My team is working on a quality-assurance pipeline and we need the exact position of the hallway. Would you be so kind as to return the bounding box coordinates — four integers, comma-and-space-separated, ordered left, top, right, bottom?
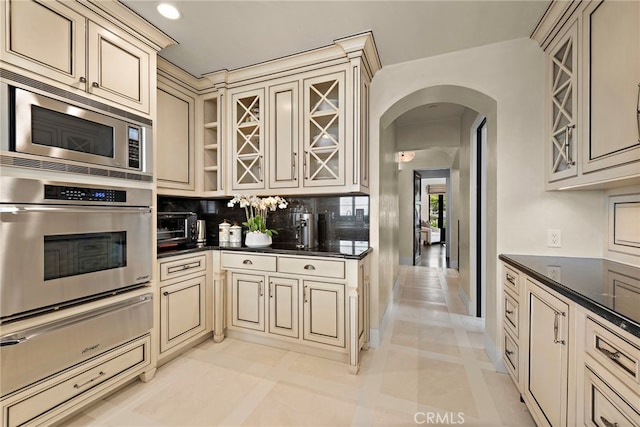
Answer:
417, 243, 448, 269
65, 265, 534, 426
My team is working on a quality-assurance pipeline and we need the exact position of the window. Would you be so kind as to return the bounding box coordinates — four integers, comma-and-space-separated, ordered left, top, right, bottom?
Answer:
340, 196, 369, 219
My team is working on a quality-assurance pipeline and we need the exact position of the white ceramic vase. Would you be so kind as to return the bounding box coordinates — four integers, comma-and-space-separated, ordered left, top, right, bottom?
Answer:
245, 231, 272, 248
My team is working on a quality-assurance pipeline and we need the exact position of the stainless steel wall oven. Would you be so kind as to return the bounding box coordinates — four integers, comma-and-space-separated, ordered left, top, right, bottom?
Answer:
0, 177, 153, 322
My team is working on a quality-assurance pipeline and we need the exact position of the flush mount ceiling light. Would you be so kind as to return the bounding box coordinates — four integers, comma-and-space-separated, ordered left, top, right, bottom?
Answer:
157, 3, 181, 20
398, 151, 416, 162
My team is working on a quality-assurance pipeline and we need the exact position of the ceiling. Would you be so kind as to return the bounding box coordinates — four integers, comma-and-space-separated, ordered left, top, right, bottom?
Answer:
120, 0, 550, 78
395, 103, 468, 127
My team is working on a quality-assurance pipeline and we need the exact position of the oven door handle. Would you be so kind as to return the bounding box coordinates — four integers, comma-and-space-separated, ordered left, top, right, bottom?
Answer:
1, 205, 152, 214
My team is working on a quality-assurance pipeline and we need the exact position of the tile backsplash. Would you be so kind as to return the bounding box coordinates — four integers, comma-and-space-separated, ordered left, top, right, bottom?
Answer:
158, 195, 369, 246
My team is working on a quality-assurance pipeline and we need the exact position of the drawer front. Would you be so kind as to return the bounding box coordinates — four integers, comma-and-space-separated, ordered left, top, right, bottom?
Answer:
503, 330, 519, 382
503, 265, 520, 295
279, 257, 345, 279
503, 291, 519, 337
160, 254, 207, 281
586, 317, 640, 394
222, 252, 276, 272
6, 336, 150, 427
584, 367, 640, 427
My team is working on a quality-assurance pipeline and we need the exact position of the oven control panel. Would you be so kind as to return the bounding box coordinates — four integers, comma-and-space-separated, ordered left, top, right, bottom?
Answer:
44, 184, 127, 202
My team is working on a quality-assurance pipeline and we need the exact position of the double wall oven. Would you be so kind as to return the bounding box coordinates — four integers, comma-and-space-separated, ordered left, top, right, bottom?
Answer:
0, 177, 153, 396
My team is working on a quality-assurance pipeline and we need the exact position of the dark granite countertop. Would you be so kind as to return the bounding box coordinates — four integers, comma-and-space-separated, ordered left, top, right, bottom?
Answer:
158, 241, 372, 260
499, 254, 640, 338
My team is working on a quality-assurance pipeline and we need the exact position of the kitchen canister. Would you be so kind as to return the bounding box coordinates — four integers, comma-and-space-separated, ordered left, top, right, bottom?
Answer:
229, 223, 242, 244
218, 220, 231, 243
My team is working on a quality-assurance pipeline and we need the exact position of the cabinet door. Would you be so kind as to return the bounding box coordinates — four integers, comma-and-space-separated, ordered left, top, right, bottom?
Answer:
269, 81, 300, 189
87, 22, 151, 114
526, 283, 570, 427
268, 276, 299, 338
582, 0, 640, 173
157, 83, 195, 191
547, 22, 579, 183
303, 72, 346, 187
2, 0, 86, 89
231, 272, 265, 331
231, 88, 265, 190
160, 275, 206, 353
302, 280, 345, 347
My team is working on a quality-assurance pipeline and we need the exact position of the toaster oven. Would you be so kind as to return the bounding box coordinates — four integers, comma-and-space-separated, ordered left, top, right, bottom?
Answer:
157, 212, 197, 248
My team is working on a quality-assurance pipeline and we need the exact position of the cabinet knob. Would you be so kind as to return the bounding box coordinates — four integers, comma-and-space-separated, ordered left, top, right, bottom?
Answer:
92, 82, 99, 88
242, 259, 253, 265
505, 309, 514, 315
79, 76, 87, 83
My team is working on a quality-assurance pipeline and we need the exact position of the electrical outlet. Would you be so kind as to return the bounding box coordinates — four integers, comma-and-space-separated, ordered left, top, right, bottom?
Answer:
547, 229, 562, 247
547, 266, 562, 282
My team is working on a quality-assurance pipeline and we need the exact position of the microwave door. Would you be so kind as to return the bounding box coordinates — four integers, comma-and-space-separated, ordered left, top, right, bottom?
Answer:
13, 88, 130, 168
0, 205, 152, 319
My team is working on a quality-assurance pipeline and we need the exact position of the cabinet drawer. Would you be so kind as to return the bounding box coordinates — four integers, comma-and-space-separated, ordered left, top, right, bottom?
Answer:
586, 317, 640, 394
160, 254, 207, 281
503, 329, 519, 383
584, 366, 640, 427
222, 252, 276, 272
279, 257, 345, 279
503, 291, 519, 337
503, 265, 520, 295
5, 336, 150, 427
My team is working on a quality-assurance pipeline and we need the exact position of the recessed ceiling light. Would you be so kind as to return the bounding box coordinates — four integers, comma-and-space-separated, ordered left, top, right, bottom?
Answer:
157, 3, 181, 20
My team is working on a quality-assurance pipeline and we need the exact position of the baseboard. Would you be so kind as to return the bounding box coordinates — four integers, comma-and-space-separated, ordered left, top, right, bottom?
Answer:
458, 285, 470, 314
399, 257, 413, 266
485, 333, 507, 373
369, 274, 399, 348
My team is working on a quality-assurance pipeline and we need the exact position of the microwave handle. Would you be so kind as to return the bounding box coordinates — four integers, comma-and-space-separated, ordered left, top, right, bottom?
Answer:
1, 205, 151, 214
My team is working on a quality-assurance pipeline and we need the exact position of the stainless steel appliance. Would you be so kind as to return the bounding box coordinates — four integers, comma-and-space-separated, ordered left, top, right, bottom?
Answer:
296, 213, 317, 249
0, 177, 153, 322
157, 212, 197, 248
0, 293, 153, 396
195, 220, 207, 247
2, 84, 152, 177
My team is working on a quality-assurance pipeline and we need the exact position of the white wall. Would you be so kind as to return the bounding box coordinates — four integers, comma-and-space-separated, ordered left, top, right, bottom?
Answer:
397, 118, 461, 151
369, 37, 605, 363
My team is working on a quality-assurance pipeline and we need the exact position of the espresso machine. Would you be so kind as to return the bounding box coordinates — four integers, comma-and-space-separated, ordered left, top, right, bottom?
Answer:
295, 213, 326, 249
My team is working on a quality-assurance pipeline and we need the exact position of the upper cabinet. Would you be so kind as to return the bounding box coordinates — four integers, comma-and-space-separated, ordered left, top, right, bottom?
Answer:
1, 0, 173, 116
210, 32, 380, 196
533, 0, 640, 190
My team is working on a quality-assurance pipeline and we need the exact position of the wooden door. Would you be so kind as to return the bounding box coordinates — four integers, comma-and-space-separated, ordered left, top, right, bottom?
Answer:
269, 81, 300, 189
268, 276, 299, 338
302, 280, 345, 347
231, 272, 265, 331
231, 89, 265, 190
160, 275, 206, 353
526, 282, 569, 426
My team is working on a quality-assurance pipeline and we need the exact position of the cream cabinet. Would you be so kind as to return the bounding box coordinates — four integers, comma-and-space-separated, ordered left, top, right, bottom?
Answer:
1, 0, 161, 115
220, 251, 368, 373
501, 264, 523, 388
157, 252, 212, 363
525, 278, 571, 427
213, 32, 380, 196
534, 0, 640, 190
157, 72, 196, 192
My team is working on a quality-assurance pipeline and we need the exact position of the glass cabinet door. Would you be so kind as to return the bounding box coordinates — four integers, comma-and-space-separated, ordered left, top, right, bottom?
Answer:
548, 23, 578, 182
303, 73, 345, 187
231, 89, 265, 190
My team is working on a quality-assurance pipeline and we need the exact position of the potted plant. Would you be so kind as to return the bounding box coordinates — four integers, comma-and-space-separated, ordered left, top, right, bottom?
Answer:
227, 195, 288, 247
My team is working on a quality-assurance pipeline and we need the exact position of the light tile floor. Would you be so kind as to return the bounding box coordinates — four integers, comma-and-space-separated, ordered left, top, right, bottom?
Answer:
63, 266, 534, 426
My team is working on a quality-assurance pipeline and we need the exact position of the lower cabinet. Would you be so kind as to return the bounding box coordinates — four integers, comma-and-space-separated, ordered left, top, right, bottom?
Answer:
302, 280, 345, 347
157, 252, 212, 363
222, 251, 367, 373
525, 280, 571, 427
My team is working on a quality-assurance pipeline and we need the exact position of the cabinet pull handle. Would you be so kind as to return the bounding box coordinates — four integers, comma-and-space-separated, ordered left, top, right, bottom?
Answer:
304, 264, 316, 270
79, 76, 87, 83
506, 274, 516, 285
243, 259, 253, 265
304, 286, 308, 303
553, 311, 566, 345
599, 346, 622, 361
292, 152, 297, 181
563, 124, 576, 166
92, 82, 99, 88
505, 349, 514, 356
74, 371, 106, 389
636, 83, 640, 142
259, 156, 263, 182
600, 416, 619, 427
259, 281, 263, 297
163, 291, 169, 296
505, 309, 514, 315
269, 282, 273, 298
303, 151, 308, 179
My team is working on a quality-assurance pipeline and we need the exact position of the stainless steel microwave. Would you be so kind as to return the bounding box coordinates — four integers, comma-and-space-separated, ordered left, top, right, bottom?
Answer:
4, 85, 152, 175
